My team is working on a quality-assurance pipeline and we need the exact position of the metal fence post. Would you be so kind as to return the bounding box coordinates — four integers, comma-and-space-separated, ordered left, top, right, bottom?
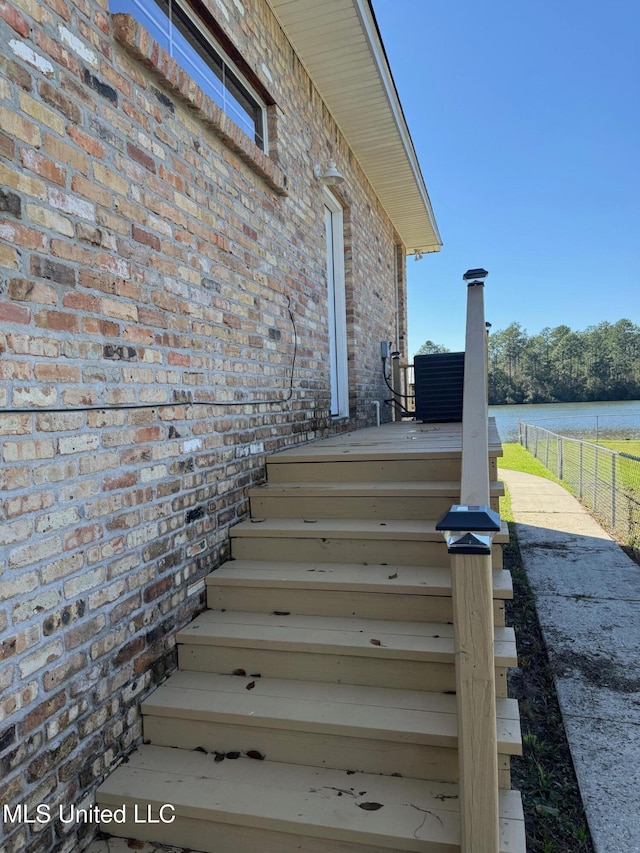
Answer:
558, 437, 563, 480
579, 442, 583, 499
611, 454, 616, 529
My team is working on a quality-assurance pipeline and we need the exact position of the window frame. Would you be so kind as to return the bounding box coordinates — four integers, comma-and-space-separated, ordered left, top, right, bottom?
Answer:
112, 0, 268, 152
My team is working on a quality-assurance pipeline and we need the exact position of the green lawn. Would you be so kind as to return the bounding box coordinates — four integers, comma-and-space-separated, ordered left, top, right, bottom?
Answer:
497, 443, 564, 483
589, 439, 640, 458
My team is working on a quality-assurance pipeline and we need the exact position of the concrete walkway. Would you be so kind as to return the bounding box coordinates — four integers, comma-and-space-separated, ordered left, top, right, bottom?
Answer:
500, 469, 640, 853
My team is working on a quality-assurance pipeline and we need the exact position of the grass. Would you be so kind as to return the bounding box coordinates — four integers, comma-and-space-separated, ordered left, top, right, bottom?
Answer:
498, 443, 594, 852
498, 443, 565, 485
586, 439, 640, 457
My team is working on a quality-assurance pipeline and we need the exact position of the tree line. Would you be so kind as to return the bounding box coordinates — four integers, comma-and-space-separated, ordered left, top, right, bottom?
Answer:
488, 319, 640, 404
418, 320, 640, 405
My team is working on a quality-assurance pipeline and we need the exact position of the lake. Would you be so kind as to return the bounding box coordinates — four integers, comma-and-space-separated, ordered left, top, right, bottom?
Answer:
489, 399, 640, 443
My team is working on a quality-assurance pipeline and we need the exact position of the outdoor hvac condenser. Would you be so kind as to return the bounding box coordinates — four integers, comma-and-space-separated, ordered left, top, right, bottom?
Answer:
413, 352, 465, 422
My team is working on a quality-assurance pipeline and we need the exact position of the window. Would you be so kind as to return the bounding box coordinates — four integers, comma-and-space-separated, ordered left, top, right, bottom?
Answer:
112, 0, 267, 150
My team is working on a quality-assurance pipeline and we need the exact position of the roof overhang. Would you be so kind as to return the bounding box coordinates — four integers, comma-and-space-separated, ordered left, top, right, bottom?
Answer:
266, 0, 442, 255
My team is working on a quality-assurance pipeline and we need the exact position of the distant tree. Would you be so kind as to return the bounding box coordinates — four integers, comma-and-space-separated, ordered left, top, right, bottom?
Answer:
487, 318, 640, 405
415, 340, 450, 356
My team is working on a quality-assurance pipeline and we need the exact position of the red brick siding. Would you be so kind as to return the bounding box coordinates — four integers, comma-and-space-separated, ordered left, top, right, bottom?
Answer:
0, 1, 409, 850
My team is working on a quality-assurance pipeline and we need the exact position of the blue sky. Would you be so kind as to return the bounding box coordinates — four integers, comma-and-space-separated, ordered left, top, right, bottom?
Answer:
372, 0, 640, 356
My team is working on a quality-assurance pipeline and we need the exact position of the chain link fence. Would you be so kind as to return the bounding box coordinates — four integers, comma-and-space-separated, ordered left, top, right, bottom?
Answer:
519, 421, 640, 553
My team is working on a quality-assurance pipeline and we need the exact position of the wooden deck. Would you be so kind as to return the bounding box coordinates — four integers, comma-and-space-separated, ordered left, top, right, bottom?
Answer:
96, 418, 524, 853
273, 420, 503, 458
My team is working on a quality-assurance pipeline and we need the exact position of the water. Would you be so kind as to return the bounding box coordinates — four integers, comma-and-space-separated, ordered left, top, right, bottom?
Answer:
489, 399, 640, 443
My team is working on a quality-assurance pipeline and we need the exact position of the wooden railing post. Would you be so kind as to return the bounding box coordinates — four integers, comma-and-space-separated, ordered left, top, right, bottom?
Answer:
437, 269, 499, 853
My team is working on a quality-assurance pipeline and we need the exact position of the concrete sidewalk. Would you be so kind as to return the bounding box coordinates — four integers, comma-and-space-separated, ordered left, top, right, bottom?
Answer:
500, 469, 640, 853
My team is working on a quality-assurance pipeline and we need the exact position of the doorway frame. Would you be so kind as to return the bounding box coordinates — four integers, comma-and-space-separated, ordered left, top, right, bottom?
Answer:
323, 187, 349, 419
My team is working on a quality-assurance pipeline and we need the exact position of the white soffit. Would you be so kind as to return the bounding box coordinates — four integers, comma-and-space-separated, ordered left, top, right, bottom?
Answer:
267, 0, 442, 254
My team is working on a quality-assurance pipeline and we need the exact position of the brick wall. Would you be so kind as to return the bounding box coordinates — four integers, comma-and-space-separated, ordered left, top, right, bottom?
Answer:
0, 1, 408, 850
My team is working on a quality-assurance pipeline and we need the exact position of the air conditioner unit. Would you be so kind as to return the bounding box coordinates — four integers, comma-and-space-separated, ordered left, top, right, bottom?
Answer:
414, 352, 465, 422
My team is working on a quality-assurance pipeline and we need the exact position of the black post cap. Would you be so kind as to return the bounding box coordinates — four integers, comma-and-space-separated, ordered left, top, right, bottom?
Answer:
435, 504, 501, 532
463, 268, 489, 281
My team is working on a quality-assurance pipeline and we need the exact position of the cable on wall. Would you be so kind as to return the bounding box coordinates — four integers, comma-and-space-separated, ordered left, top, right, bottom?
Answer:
0, 295, 298, 416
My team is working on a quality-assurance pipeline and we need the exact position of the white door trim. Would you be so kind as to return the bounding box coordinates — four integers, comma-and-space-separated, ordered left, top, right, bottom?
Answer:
323, 188, 349, 418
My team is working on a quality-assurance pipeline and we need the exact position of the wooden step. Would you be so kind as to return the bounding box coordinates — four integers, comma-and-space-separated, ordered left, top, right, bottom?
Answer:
267, 458, 471, 484
249, 480, 504, 519
142, 670, 521, 783
229, 518, 507, 568
96, 744, 526, 853
177, 611, 516, 694
265, 421, 502, 485
206, 560, 512, 625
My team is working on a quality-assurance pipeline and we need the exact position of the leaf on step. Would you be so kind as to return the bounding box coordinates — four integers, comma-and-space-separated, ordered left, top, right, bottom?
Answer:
358, 802, 383, 811
214, 752, 225, 763
246, 681, 256, 690
193, 746, 208, 753
127, 841, 147, 850
250, 518, 266, 523
346, 770, 356, 775
388, 572, 398, 579
370, 638, 384, 646
225, 752, 241, 759
232, 668, 247, 676
272, 610, 290, 616
250, 673, 262, 678
246, 750, 265, 760
303, 519, 318, 523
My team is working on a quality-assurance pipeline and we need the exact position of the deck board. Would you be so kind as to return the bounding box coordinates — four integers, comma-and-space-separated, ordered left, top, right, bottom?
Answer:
205, 560, 513, 599
177, 610, 518, 667
230, 517, 510, 542
273, 421, 503, 462
250, 480, 505, 497
98, 745, 525, 852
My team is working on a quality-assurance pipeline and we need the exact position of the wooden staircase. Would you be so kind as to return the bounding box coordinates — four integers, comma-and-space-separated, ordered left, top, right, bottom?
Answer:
96, 422, 525, 852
